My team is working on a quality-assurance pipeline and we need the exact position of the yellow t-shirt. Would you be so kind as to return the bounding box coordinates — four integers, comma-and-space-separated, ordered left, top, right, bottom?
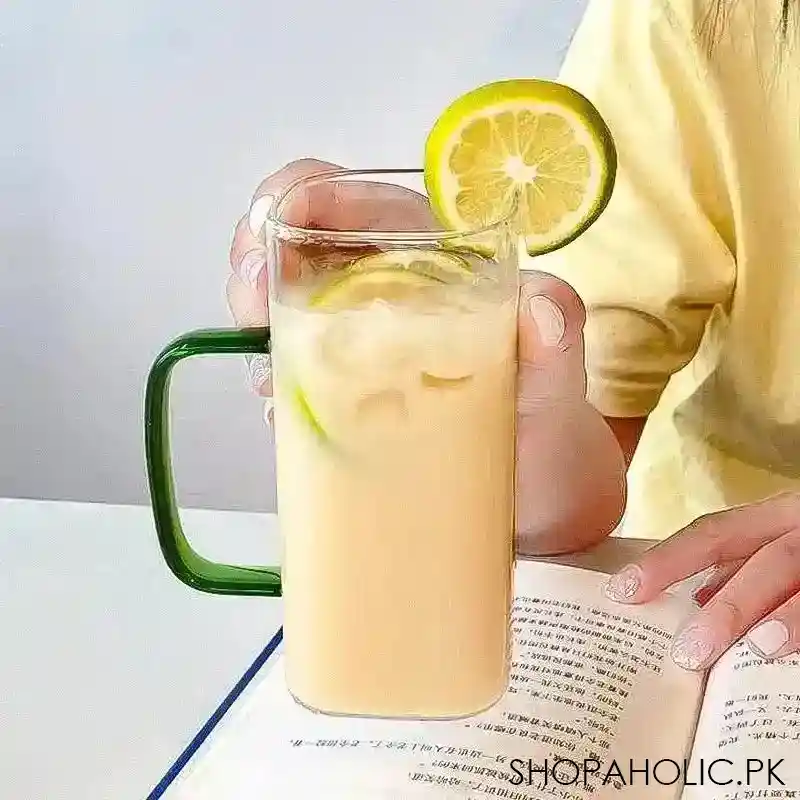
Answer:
536, 0, 800, 540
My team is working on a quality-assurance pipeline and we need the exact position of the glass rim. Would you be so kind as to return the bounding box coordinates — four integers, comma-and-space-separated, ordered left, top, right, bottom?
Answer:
265, 167, 519, 245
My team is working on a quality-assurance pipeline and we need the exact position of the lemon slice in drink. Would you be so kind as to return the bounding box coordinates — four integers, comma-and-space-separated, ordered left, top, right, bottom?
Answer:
272, 373, 331, 445
308, 249, 464, 309
309, 268, 440, 310
424, 78, 617, 256
297, 249, 469, 443
291, 382, 329, 443
348, 248, 473, 281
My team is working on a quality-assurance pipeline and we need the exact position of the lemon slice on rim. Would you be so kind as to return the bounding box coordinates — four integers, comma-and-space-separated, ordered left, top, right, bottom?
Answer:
423, 78, 617, 256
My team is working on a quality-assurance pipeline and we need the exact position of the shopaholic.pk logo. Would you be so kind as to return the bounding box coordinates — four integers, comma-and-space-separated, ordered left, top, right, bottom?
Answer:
508, 757, 785, 789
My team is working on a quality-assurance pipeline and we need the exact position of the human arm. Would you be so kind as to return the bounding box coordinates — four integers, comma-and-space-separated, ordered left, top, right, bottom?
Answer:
536, 0, 737, 463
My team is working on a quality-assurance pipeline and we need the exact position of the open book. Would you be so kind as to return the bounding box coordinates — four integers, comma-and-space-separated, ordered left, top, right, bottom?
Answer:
170, 558, 800, 799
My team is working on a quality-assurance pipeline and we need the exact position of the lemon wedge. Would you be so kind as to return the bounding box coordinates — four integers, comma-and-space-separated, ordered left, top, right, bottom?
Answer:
423, 78, 617, 256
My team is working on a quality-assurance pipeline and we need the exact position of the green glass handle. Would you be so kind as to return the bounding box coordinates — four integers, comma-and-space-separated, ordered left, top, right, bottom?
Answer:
144, 326, 282, 596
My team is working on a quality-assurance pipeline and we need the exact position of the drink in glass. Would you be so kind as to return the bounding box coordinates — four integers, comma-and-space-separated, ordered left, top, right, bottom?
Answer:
268, 170, 520, 718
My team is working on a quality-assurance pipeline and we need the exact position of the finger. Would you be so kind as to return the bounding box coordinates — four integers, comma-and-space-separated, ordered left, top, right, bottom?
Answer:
603, 491, 800, 604
746, 592, 800, 660
232, 164, 436, 290
245, 354, 273, 399
229, 216, 269, 297
519, 269, 586, 353
280, 178, 435, 230
667, 529, 800, 670
514, 272, 625, 554
275, 179, 437, 281
226, 273, 268, 327
247, 158, 344, 237
515, 397, 627, 555
230, 159, 343, 292
226, 274, 272, 398
517, 270, 587, 413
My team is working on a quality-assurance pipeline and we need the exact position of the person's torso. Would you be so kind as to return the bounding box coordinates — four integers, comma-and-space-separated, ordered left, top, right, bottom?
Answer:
620, 1, 800, 539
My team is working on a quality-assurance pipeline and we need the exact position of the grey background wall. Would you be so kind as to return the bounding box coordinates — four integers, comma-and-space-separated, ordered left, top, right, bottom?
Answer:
1, 0, 588, 512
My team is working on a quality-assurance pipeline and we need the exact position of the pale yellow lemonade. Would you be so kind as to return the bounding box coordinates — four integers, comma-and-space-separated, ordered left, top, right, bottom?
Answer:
270, 248, 519, 719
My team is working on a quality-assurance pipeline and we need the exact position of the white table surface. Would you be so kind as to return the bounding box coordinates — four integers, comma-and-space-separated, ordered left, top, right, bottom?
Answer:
1, 499, 680, 800
0, 498, 284, 800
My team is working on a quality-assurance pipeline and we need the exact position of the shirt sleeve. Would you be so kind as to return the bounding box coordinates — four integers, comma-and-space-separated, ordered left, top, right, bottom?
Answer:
535, 0, 737, 418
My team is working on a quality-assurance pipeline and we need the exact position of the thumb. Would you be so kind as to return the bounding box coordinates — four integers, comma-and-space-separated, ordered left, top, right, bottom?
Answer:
514, 272, 627, 555
517, 271, 587, 412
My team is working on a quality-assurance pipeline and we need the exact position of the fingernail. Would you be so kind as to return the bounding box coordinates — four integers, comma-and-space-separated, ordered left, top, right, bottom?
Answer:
747, 619, 789, 658
240, 249, 267, 290
604, 564, 642, 602
527, 296, 565, 347
246, 353, 272, 394
248, 194, 274, 238
671, 624, 715, 670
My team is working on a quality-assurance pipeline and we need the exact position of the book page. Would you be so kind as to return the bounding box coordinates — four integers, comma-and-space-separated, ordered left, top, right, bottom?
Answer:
681, 642, 800, 800
172, 559, 704, 799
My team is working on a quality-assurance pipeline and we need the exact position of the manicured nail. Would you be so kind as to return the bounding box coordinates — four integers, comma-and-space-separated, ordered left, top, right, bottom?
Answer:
246, 353, 272, 394
527, 296, 565, 347
240, 249, 267, 290
248, 194, 274, 238
604, 564, 642, 602
671, 624, 715, 670
747, 619, 789, 658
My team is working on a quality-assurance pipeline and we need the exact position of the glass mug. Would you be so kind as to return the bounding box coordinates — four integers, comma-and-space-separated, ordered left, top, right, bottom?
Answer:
144, 168, 521, 719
